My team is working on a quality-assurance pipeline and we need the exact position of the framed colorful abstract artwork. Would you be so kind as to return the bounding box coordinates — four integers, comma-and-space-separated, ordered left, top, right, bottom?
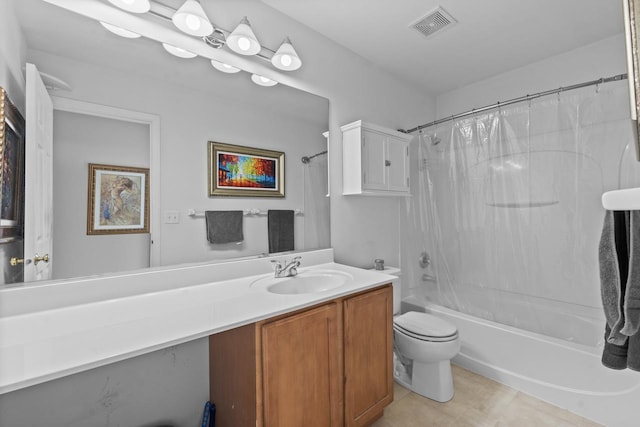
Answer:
208, 142, 285, 197
0, 87, 25, 243
87, 163, 150, 235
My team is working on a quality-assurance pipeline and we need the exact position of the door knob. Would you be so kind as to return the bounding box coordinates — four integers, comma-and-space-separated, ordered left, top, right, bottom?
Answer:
33, 253, 49, 266
10, 257, 24, 267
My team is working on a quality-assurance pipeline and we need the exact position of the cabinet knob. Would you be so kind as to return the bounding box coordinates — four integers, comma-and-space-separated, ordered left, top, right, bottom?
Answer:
34, 253, 49, 266
385, 160, 391, 167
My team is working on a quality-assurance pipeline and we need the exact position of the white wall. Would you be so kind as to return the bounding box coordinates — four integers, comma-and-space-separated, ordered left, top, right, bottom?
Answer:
436, 34, 627, 117
52, 111, 151, 279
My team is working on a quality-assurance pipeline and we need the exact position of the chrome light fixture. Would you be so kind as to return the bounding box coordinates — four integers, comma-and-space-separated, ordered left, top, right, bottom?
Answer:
108, 0, 150, 13
227, 17, 261, 56
211, 60, 240, 74
172, 0, 213, 37
251, 74, 277, 87
100, 22, 142, 38
97, 0, 301, 88
162, 43, 197, 58
271, 37, 301, 71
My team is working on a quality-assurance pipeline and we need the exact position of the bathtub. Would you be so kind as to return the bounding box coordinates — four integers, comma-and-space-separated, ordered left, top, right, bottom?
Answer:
402, 295, 640, 427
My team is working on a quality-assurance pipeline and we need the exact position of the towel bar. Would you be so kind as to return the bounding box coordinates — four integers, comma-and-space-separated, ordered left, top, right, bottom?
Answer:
187, 208, 304, 217
602, 188, 640, 210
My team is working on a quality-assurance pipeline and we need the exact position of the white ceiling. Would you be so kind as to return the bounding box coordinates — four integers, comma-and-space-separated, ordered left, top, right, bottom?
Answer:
260, 0, 624, 95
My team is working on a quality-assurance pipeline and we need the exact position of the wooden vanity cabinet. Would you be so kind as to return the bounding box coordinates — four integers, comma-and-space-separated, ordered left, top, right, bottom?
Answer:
209, 284, 392, 427
344, 285, 394, 427
262, 302, 342, 427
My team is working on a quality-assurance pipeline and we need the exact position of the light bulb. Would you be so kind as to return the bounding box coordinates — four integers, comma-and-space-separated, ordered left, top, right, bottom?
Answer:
108, 0, 150, 13
238, 37, 251, 52
211, 60, 241, 74
162, 43, 197, 58
251, 74, 277, 87
185, 14, 201, 31
271, 37, 302, 71
100, 22, 141, 38
280, 55, 292, 67
172, 0, 213, 37
227, 17, 261, 56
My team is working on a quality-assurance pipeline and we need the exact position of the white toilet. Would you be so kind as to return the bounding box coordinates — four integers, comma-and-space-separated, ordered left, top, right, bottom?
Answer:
382, 267, 461, 402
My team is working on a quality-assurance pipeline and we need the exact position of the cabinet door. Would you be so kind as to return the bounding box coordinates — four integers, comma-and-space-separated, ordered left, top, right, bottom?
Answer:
386, 138, 409, 192
361, 130, 387, 191
344, 286, 393, 427
262, 303, 341, 427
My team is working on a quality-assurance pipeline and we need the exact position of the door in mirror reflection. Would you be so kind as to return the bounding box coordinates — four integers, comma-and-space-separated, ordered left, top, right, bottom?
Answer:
24, 63, 53, 282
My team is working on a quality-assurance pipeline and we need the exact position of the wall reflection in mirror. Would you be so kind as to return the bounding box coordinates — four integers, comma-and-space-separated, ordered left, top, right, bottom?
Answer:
3, 0, 330, 286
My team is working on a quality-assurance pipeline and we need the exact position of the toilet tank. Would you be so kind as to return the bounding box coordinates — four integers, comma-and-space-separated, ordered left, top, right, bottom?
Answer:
370, 266, 402, 314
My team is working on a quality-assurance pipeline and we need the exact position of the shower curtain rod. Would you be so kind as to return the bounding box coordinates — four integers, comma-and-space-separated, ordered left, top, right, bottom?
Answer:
301, 150, 328, 164
404, 73, 628, 134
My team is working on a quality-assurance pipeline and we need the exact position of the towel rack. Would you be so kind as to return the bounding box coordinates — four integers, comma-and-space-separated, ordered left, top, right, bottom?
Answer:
602, 188, 640, 210
187, 208, 304, 217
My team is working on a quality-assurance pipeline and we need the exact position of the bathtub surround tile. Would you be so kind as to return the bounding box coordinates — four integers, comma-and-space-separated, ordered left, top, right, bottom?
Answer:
372, 365, 602, 427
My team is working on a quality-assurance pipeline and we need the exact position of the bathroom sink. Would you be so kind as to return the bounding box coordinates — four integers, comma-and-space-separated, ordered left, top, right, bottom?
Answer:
251, 269, 352, 295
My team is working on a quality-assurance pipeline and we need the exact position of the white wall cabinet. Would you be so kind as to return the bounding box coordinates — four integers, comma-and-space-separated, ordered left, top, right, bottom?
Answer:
341, 120, 412, 196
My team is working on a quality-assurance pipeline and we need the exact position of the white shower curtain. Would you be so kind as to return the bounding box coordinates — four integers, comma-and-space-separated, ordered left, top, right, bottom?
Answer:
303, 155, 330, 250
402, 80, 640, 346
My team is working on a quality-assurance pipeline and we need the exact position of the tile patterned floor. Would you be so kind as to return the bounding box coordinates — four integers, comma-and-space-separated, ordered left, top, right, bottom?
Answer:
372, 365, 603, 427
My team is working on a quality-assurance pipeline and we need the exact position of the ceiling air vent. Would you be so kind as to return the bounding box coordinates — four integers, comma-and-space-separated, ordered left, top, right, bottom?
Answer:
410, 6, 457, 38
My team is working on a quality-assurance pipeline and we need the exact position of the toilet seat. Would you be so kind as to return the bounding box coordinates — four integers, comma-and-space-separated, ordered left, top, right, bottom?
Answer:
393, 312, 458, 342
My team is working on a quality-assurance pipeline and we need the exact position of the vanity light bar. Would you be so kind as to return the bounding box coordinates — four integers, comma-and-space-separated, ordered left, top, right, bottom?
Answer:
97, 0, 290, 86
145, 0, 299, 68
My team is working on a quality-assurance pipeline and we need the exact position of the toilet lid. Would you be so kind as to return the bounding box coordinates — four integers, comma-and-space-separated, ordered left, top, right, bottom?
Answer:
394, 312, 457, 341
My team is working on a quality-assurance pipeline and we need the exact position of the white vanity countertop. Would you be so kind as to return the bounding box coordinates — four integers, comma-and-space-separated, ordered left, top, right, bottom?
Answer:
0, 249, 396, 394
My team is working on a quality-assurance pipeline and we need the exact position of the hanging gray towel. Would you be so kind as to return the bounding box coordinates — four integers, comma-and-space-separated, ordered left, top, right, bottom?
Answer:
620, 211, 640, 337
268, 210, 294, 253
600, 210, 640, 369
205, 210, 244, 244
599, 210, 628, 345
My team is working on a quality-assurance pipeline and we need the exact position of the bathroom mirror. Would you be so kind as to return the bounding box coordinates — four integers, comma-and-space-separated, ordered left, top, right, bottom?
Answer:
6, 0, 330, 285
624, 0, 640, 160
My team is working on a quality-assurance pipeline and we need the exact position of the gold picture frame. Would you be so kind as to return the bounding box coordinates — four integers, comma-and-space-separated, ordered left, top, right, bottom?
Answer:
208, 141, 285, 197
87, 163, 150, 235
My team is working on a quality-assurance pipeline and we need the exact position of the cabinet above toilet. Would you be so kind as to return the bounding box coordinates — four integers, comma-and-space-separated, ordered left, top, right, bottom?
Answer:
341, 120, 412, 196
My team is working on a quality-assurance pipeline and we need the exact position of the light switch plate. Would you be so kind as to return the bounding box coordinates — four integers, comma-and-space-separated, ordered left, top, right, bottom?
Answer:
164, 210, 180, 224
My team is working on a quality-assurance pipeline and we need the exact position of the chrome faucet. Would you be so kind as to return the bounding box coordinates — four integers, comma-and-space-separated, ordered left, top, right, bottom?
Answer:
271, 256, 302, 278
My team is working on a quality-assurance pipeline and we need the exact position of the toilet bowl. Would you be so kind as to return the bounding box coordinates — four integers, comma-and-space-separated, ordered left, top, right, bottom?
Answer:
393, 311, 460, 402
372, 266, 460, 402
